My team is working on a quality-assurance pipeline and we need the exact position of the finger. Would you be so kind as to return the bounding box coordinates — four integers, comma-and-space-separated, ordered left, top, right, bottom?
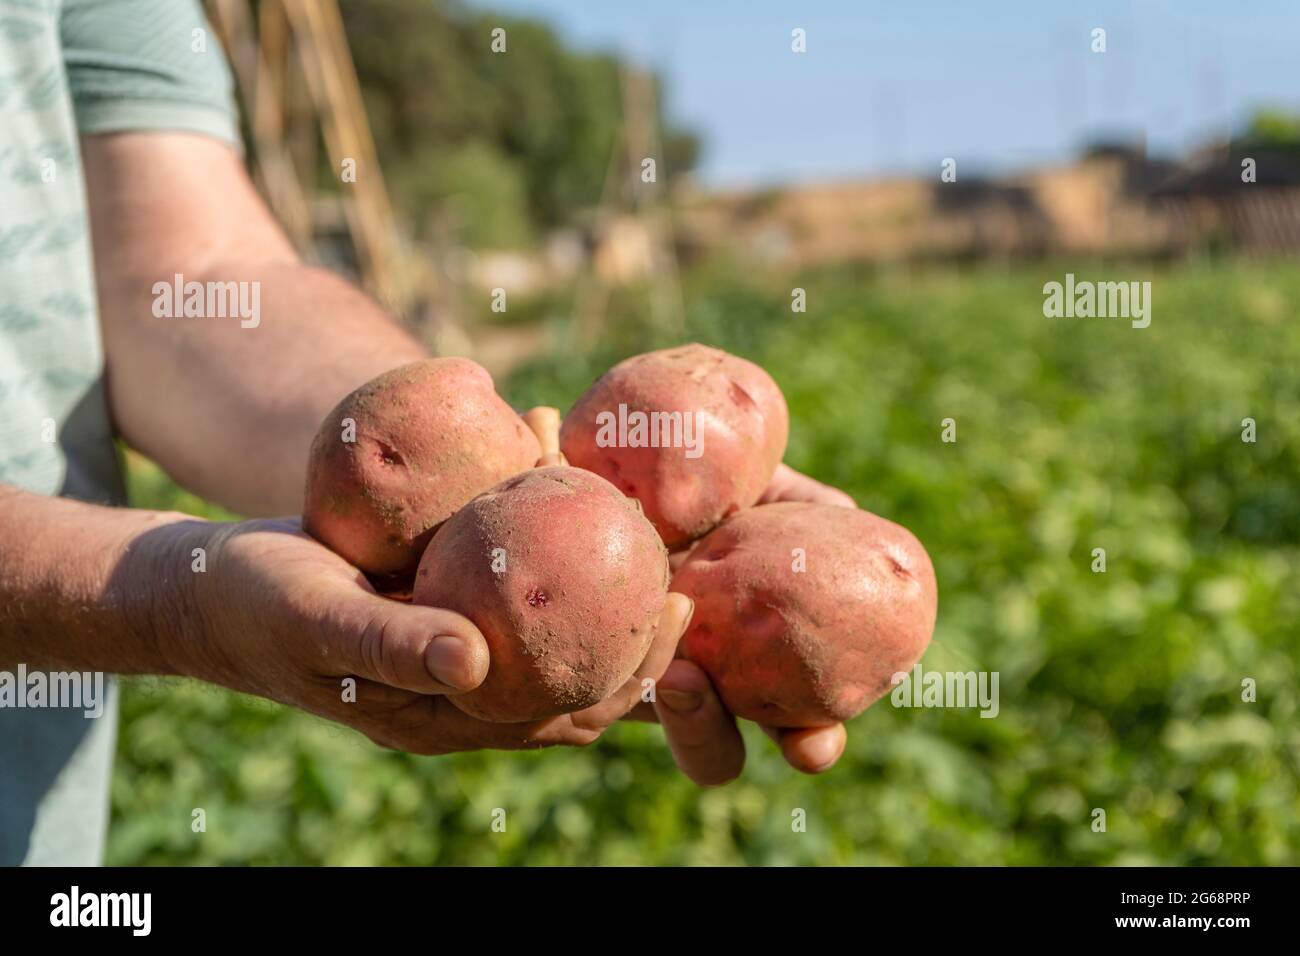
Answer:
652, 659, 745, 786
807, 482, 857, 509
399, 697, 603, 753
307, 585, 490, 695
570, 592, 693, 731
760, 722, 847, 774
522, 406, 562, 461
396, 593, 695, 748
759, 463, 858, 508
656, 592, 694, 648
308, 679, 600, 755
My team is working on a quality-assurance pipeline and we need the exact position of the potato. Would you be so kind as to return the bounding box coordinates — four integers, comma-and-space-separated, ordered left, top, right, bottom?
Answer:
304, 358, 541, 583
413, 466, 670, 722
670, 502, 937, 728
560, 344, 788, 548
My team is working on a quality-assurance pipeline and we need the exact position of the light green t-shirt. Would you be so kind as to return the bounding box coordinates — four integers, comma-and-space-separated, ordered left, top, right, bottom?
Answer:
0, 0, 240, 866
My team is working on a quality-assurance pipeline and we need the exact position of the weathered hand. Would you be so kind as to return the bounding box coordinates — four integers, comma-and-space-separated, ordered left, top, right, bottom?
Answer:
149, 516, 692, 755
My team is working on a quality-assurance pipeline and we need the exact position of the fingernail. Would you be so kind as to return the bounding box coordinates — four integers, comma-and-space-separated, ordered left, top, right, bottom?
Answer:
658, 688, 702, 714
425, 635, 473, 690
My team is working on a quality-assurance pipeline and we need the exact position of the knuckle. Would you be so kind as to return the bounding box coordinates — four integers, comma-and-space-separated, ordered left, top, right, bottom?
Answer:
357, 613, 400, 686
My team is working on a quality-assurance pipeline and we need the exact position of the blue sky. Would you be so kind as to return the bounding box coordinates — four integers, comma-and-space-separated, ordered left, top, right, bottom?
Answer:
466, 0, 1300, 188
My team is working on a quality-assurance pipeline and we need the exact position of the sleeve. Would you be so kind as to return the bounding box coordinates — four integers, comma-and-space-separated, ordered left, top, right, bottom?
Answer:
60, 0, 243, 149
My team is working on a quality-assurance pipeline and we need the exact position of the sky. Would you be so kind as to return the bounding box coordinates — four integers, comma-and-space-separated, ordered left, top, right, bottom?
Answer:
465, 0, 1300, 188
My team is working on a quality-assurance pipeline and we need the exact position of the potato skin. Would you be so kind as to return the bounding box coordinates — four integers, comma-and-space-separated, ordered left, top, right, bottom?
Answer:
303, 358, 541, 582
560, 344, 789, 548
413, 466, 670, 723
670, 502, 937, 728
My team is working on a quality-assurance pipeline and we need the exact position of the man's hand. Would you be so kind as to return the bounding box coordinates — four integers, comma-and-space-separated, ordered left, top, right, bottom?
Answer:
0, 483, 692, 756
154, 516, 694, 755
72, 126, 853, 775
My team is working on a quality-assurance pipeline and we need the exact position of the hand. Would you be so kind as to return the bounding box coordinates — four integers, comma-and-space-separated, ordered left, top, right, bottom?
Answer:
633, 463, 857, 785
147, 516, 694, 755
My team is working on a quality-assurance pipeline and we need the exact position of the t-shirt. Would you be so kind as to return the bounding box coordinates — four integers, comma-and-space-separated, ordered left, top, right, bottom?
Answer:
0, 0, 240, 866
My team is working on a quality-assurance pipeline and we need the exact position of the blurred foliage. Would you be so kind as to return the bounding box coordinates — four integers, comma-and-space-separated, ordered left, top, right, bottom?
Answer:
336, 0, 699, 247
387, 141, 537, 250
1243, 109, 1300, 150
118, 449, 241, 523
113, 258, 1299, 865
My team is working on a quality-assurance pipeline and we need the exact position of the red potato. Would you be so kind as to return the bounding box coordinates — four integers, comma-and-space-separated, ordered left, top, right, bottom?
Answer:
303, 358, 541, 583
560, 344, 789, 548
413, 466, 670, 722
670, 502, 937, 728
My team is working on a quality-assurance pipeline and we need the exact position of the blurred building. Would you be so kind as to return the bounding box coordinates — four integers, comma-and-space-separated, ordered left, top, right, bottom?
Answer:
676, 140, 1300, 267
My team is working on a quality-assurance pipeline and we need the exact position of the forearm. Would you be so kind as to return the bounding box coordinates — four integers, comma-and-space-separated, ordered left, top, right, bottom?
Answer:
100, 257, 426, 515
0, 484, 198, 674
85, 132, 428, 516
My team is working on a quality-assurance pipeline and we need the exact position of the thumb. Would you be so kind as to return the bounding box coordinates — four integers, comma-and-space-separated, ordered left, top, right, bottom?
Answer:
311, 585, 490, 695
522, 406, 563, 464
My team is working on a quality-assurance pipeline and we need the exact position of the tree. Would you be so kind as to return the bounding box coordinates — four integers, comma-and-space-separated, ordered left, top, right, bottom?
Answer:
338, 0, 700, 247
